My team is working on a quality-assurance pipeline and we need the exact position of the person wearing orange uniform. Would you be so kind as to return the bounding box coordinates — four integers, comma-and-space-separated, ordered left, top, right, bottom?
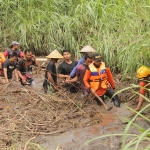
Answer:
83, 53, 120, 107
136, 66, 150, 111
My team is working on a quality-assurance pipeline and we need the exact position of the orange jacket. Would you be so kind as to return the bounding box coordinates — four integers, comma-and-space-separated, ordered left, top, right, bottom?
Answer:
83, 62, 115, 96
0, 52, 5, 75
0, 53, 5, 63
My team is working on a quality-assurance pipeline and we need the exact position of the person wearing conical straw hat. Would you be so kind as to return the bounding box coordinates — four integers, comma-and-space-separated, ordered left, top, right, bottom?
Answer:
43, 50, 63, 93
68, 45, 96, 79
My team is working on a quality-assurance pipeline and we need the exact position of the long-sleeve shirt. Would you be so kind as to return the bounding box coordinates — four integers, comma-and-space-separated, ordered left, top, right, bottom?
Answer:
70, 56, 85, 77
83, 66, 115, 96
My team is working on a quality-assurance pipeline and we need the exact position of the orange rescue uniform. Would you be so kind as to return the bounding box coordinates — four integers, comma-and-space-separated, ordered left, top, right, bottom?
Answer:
83, 62, 115, 96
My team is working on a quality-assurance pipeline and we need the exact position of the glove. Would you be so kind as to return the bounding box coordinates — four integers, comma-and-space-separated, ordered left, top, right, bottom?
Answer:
100, 69, 106, 74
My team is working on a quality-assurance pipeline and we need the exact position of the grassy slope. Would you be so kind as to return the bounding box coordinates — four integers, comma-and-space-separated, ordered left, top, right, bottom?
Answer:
0, 0, 150, 74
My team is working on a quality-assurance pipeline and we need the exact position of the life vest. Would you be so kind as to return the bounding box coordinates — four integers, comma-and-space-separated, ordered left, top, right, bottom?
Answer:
89, 62, 111, 91
7, 49, 20, 58
0, 53, 6, 75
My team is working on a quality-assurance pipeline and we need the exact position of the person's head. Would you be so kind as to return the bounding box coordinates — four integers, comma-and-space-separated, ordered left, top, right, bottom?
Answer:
137, 66, 150, 79
84, 53, 93, 66
24, 49, 33, 61
46, 50, 63, 62
51, 58, 58, 63
62, 50, 71, 60
93, 53, 103, 67
79, 45, 96, 56
9, 52, 17, 63
10, 41, 19, 50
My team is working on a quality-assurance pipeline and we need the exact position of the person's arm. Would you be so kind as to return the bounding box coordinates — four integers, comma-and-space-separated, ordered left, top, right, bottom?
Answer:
68, 65, 80, 83
3, 68, 9, 83
69, 57, 85, 78
17, 61, 26, 84
17, 70, 26, 84
67, 76, 78, 83
57, 73, 68, 78
83, 69, 96, 95
32, 55, 39, 67
106, 67, 115, 89
14, 69, 18, 82
135, 81, 146, 111
47, 72, 58, 87
47, 72, 60, 90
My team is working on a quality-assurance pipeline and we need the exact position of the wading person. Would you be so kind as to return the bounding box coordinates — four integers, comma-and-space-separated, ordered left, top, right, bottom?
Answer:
83, 53, 120, 107
43, 50, 63, 93
136, 66, 150, 111
67, 53, 94, 95
69, 45, 96, 78
57, 49, 79, 93
17, 49, 38, 86
4, 41, 24, 59
1, 52, 18, 84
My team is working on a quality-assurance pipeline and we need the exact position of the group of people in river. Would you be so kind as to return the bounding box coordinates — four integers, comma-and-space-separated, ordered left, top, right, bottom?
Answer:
0, 41, 149, 111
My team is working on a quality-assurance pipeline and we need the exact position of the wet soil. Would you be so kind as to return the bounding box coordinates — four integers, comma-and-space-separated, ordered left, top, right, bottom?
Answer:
0, 63, 149, 150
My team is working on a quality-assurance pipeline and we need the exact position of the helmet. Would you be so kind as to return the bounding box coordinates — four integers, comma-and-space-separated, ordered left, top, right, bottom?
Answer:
46, 50, 63, 59
80, 45, 96, 53
137, 66, 150, 79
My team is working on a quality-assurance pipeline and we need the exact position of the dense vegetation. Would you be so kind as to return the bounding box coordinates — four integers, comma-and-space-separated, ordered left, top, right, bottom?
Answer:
1, 0, 150, 74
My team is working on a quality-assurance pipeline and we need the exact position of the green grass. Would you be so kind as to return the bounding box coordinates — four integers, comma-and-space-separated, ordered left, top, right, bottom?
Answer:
1, 0, 150, 75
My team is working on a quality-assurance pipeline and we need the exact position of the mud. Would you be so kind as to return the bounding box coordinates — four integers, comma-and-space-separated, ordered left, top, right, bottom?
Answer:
0, 62, 149, 150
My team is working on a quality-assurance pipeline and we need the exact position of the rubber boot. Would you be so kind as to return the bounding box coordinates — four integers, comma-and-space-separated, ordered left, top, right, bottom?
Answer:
112, 95, 120, 107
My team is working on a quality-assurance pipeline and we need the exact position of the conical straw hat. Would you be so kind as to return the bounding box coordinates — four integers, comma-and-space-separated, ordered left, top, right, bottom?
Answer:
80, 45, 96, 53
46, 50, 63, 59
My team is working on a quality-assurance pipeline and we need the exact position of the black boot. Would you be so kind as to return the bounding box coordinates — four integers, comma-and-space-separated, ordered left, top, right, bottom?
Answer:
112, 95, 120, 107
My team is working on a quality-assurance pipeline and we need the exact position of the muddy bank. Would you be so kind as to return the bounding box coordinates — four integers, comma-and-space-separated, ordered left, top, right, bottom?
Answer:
0, 65, 149, 150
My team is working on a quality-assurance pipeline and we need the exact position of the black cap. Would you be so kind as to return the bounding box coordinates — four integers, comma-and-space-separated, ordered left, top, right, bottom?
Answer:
93, 53, 102, 61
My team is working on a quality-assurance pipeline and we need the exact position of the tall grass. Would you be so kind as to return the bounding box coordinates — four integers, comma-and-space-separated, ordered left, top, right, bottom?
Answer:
1, 0, 150, 74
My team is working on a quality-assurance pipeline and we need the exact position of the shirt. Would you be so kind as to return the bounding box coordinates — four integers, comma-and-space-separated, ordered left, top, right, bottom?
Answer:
17, 58, 35, 76
45, 61, 57, 84
58, 60, 78, 77
2, 59, 16, 79
4, 49, 24, 58
70, 57, 85, 77
76, 63, 89, 93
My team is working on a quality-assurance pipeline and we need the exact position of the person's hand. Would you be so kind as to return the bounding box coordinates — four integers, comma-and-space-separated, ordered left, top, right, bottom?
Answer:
22, 78, 26, 84
5, 79, 9, 84
67, 75, 71, 80
90, 88, 96, 95
54, 85, 61, 90
65, 78, 71, 83
32, 55, 36, 60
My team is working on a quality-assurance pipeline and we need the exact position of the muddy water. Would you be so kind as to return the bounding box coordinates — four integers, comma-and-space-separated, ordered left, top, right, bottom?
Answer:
34, 106, 129, 150
33, 63, 149, 150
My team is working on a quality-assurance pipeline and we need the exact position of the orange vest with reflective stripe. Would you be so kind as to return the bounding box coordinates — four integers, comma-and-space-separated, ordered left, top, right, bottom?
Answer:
89, 62, 111, 91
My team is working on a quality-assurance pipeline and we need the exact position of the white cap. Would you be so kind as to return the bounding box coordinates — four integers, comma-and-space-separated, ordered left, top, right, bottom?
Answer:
11, 41, 19, 45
